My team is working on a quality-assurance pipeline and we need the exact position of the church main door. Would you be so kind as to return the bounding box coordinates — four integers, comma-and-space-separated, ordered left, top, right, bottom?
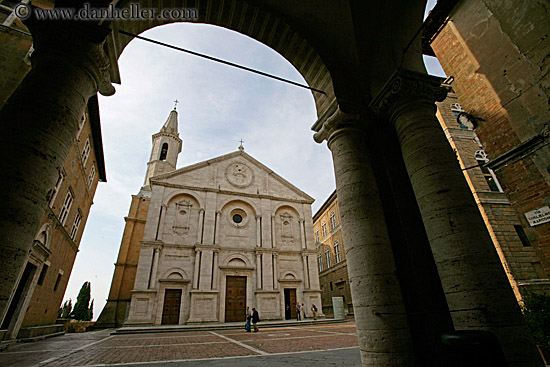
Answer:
161, 289, 182, 325
284, 288, 297, 320
225, 276, 246, 322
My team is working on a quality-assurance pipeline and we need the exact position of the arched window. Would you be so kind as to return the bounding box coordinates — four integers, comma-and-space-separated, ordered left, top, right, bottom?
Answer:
159, 143, 168, 161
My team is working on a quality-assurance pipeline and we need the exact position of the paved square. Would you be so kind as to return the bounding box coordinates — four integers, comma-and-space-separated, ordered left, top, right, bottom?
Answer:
0, 321, 360, 367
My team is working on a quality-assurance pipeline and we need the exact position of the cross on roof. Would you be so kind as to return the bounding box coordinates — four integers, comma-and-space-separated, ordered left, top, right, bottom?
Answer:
238, 139, 245, 151
173, 99, 179, 109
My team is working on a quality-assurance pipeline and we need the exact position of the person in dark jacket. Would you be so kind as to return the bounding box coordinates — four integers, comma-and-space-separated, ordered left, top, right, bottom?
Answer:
252, 308, 260, 332
245, 306, 252, 332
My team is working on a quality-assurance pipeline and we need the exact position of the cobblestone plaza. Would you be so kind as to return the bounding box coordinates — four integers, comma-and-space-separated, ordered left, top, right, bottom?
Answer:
0, 321, 359, 367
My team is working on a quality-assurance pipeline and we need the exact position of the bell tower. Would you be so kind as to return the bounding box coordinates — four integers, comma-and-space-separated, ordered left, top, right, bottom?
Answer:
143, 106, 182, 188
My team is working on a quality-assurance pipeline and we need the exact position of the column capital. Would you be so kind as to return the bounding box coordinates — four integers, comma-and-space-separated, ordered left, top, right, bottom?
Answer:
25, 16, 115, 96
313, 103, 362, 144
199, 208, 205, 213
369, 70, 448, 120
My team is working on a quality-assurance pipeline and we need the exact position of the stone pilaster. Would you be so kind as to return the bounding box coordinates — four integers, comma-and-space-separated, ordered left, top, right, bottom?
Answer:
197, 209, 205, 244
299, 219, 306, 249
256, 216, 261, 247
271, 216, 276, 248
157, 205, 167, 241
214, 211, 221, 245
301, 254, 310, 290
149, 245, 162, 288
314, 105, 415, 366
0, 20, 114, 320
374, 70, 542, 366
273, 253, 279, 290
212, 250, 219, 290
193, 248, 201, 289
256, 253, 262, 289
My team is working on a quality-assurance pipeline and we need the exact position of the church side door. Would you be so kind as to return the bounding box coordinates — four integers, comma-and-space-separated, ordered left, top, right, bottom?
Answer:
225, 276, 246, 322
284, 288, 297, 319
161, 289, 182, 325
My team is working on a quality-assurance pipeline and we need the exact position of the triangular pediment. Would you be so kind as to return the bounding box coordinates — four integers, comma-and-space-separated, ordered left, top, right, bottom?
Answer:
150, 150, 314, 203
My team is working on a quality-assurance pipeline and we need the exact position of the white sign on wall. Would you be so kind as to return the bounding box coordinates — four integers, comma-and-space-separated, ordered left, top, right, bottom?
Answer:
524, 206, 550, 227
332, 297, 345, 320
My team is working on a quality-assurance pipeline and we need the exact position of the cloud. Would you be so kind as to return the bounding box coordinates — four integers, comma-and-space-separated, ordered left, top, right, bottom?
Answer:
65, 21, 442, 319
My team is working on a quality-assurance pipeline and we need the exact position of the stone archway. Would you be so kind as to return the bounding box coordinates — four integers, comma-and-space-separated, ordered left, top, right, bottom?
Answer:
109, 0, 336, 117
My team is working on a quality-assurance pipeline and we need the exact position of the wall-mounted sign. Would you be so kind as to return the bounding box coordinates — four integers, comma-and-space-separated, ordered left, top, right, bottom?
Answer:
524, 206, 550, 227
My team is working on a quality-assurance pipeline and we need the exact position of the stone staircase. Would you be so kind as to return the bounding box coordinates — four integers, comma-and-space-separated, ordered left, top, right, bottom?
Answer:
113, 317, 348, 335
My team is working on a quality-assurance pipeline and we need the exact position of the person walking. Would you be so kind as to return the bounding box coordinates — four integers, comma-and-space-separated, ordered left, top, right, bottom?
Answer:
252, 307, 260, 332
296, 302, 301, 321
245, 306, 252, 332
302, 303, 306, 319
311, 304, 318, 320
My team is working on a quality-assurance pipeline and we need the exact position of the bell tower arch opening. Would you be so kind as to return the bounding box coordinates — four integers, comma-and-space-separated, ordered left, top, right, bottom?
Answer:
159, 143, 168, 161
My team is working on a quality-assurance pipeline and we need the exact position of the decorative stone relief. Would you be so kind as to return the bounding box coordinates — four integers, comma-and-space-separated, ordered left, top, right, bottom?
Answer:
280, 212, 293, 239
173, 200, 192, 234
225, 162, 254, 188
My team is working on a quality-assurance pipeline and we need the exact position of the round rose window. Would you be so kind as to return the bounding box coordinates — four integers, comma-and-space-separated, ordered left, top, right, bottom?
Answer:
232, 214, 243, 223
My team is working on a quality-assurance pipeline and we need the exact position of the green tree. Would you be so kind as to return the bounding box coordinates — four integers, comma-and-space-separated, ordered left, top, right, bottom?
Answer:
58, 299, 72, 318
522, 293, 550, 347
72, 281, 92, 321
88, 299, 94, 321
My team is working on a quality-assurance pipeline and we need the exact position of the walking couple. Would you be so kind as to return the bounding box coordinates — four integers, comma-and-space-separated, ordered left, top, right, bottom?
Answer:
245, 306, 260, 332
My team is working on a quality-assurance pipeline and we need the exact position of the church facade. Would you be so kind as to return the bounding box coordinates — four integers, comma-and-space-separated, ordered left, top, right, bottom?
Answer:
100, 108, 321, 326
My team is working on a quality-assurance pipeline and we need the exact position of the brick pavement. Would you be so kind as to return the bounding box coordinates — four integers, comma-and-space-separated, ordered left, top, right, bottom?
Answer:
0, 321, 360, 367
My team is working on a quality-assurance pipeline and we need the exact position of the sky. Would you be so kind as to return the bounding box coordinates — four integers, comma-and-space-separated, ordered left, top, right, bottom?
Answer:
63, 1, 445, 319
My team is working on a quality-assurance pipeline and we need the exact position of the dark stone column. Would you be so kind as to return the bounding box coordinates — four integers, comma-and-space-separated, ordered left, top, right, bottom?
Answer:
0, 20, 114, 323
314, 106, 416, 366
372, 70, 542, 367
367, 119, 455, 365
